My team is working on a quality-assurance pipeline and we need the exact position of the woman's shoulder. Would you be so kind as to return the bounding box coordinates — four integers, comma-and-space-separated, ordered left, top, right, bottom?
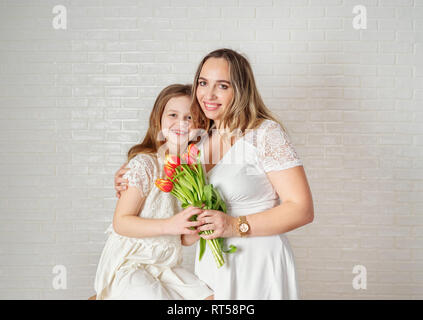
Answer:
255, 119, 291, 142
257, 118, 283, 131
244, 119, 284, 143
243, 118, 282, 135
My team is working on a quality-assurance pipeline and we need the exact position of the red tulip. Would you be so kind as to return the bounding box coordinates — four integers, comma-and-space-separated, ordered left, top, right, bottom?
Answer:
182, 152, 196, 165
155, 179, 173, 193
165, 154, 180, 169
163, 164, 175, 178
182, 143, 199, 165
187, 143, 199, 158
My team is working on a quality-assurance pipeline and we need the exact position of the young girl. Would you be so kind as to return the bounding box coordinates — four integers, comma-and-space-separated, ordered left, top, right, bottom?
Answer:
94, 84, 214, 300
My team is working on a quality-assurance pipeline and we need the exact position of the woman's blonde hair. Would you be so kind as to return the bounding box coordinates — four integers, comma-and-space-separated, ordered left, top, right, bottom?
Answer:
190, 48, 288, 139
127, 84, 193, 162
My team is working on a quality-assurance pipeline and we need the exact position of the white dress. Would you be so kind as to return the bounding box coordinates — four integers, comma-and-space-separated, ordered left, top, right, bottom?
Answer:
94, 153, 213, 300
194, 119, 303, 300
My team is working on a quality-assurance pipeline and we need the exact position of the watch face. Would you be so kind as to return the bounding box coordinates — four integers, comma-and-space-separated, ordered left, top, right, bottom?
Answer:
240, 223, 249, 233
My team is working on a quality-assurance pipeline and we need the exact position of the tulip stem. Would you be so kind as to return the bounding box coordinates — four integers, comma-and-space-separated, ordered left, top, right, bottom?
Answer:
203, 231, 224, 267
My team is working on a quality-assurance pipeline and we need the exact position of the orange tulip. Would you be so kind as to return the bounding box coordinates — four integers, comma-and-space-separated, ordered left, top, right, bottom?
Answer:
164, 164, 176, 178
165, 154, 180, 169
155, 178, 173, 193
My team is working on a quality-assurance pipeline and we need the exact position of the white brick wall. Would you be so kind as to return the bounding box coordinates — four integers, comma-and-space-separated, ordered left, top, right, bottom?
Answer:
0, 0, 422, 299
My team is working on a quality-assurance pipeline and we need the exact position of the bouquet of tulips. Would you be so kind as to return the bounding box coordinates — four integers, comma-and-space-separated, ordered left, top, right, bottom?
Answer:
155, 143, 236, 268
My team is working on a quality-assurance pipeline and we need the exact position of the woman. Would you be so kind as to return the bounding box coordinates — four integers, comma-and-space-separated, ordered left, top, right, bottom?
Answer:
115, 49, 314, 299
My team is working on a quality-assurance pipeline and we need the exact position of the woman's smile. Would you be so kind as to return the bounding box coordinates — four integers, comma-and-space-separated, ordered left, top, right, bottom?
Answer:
203, 101, 222, 111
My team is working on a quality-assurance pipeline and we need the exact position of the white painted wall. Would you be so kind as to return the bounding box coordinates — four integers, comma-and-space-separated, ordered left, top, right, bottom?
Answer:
0, 0, 422, 299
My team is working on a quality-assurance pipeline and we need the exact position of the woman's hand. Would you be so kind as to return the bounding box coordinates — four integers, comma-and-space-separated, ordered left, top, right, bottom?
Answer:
164, 206, 205, 236
114, 162, 129, 198
196, 210, 238, 239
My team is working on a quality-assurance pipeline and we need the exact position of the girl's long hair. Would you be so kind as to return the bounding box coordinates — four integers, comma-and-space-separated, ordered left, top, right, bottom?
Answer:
190, 48, 288, 139
127, 84, 193, 162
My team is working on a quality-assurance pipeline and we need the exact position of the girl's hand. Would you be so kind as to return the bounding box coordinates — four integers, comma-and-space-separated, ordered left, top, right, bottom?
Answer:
114, 162, 129, 198
196, 210, 238, 239
181, 233, 200, 246
164, 206, 205, 236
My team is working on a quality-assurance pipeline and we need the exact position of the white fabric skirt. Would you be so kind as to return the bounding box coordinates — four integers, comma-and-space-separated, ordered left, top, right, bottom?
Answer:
194, 205, 299, 300
95, 225, 213, 300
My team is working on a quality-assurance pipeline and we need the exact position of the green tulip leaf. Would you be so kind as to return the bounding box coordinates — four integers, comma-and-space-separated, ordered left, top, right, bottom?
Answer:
181, 202, 190, 209
203, 184, 213, 208
199, 237, 206, 261
192, 200, 203, 208
223, 245, 237, 254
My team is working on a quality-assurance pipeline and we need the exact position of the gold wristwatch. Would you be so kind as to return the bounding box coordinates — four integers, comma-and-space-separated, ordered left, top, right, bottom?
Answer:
238, 216, 250, 237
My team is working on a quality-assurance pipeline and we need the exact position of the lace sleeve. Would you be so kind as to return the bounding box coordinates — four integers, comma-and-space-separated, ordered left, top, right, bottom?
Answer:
258, 120, 303, 173
122, 153, 156, 196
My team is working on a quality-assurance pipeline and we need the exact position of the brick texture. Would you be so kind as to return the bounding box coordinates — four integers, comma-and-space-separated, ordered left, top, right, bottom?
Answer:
0, 0, 422, 299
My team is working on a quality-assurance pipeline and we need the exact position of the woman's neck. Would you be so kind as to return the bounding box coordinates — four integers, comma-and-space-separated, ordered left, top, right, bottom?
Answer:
214, 119, 221, 129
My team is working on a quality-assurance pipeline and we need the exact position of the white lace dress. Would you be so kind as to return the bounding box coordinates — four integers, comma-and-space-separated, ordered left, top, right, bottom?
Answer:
94, 153, 213, 300
194, 119, 303, 299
